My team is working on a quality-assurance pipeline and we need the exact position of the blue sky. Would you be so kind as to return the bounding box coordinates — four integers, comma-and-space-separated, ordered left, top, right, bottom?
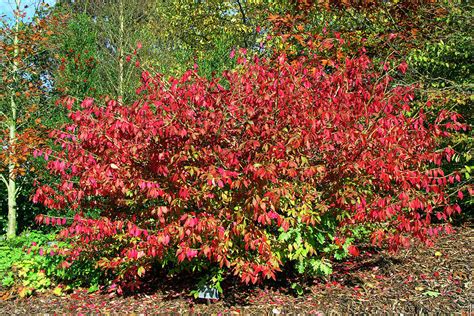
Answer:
0, 0, 56, 22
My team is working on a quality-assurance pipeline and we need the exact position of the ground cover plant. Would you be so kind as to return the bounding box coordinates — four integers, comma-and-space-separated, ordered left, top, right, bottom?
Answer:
0, 229, 104, 298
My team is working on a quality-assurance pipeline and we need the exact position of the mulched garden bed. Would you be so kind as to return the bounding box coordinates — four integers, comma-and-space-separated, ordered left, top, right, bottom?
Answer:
1, 224, 473, 315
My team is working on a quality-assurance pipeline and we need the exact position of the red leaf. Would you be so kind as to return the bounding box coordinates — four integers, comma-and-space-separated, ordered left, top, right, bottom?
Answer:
348, 245, 360, 257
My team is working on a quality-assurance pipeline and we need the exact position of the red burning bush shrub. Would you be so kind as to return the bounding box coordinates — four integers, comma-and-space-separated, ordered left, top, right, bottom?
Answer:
33, 51, 465, 288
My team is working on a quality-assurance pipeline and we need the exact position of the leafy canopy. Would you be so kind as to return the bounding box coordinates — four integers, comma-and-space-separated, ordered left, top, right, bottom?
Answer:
33, 49, 465, 288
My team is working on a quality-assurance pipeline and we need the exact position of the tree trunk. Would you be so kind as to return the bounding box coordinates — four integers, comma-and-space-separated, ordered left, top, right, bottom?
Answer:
118, 0, 124, 102
6, 124, 17, 238
6, 0, 21, 239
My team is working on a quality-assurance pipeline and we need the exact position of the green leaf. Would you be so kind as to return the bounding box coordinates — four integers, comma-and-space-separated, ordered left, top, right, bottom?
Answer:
53, 286, 63, 296
423, 290, 440, 297
291, 282, 304, 296
88, 284, 99, 293
316, 232, 325, 244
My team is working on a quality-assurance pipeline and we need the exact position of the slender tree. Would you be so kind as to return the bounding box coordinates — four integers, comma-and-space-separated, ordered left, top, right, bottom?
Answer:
0, 0, 60, 237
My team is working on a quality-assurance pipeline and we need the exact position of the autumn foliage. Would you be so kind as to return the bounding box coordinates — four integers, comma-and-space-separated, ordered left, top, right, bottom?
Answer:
0, 16, 52, 177
33, 50, 465, 287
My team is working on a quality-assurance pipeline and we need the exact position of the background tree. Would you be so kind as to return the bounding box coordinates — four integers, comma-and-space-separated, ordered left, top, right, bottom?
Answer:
55, 0, 158, 103
0, 0, 61, 237
50, 12, 101, 102
57, 0, 268, 81
149, 0, 265, 76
